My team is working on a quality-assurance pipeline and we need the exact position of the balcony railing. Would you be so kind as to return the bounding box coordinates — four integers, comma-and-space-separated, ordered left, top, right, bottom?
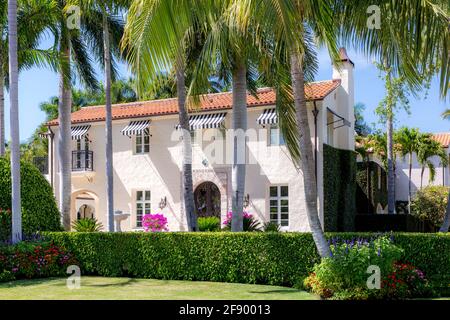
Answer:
72, 150, 94, 172
33, 156, 49, 175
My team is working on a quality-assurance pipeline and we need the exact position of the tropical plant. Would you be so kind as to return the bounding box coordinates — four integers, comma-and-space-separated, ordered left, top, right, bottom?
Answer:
0, 0, 59, 158
411, 186, 449, 227
222, 211, 262, 232
395, 127, 421, 213
197, 216, 220, 232
71, 217, 103, 232
122, 1, 203, 232
416, 135, 448, 188
75, 0, 128, 232
50, 0, 124, 230
263, 221, 281, 232
442, 109, 450, 120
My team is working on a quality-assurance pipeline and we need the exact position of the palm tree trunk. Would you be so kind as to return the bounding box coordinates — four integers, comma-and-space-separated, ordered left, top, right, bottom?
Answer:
386, 109, 396, 214
103, 12, 114, 232
231, 59, 247, 232
0, 64, 5, 156
176, 60, 197, 231
290, 51, 330, 258
420, 166, 424, 189
58, 33, 72, 230
8, 0, 21, 243
408, 153, 412, 214
439, 192, 450, 232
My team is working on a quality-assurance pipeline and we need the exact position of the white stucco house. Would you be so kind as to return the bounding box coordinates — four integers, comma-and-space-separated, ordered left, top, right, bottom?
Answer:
395, 133, 450, 201
44, 49, 355, 232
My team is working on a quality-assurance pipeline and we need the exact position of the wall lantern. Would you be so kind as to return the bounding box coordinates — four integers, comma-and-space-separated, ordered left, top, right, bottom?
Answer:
243, 194, 250, 208
159, 196, 167, 209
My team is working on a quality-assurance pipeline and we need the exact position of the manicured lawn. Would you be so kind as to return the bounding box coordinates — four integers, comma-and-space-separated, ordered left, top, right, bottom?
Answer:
0, 277, 318, 300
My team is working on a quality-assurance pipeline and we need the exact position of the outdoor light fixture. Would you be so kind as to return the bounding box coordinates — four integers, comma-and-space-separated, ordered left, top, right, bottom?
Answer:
159, 196, 167, 209
243, 194, 250, 208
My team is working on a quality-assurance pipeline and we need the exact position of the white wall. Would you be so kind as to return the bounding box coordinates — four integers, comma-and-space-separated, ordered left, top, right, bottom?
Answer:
395, 149, 449, 201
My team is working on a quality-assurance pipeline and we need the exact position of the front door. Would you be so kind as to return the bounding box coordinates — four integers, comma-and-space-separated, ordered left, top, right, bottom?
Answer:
194, 182, 221, 218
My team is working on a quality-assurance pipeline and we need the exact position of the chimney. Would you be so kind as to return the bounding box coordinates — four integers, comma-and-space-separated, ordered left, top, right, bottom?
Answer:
332, 47, 355, 150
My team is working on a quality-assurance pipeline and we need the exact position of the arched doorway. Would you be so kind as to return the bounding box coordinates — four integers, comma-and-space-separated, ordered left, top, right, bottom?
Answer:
194, 182, 221, 218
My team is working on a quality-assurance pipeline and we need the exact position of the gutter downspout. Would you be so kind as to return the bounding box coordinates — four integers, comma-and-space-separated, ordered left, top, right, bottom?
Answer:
312, 101, 319, 186
48, 126, 55, 188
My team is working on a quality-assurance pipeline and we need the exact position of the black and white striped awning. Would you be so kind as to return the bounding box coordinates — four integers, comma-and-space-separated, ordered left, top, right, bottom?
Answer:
71, 125, 91, 140
121, 120, 150, 137
257, 108, 277, 125
176, 113, 227, 130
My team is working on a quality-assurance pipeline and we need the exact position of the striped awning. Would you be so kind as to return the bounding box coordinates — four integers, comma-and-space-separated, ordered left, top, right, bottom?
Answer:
121, 120, 150, 137
71, 125, 91, 140
257, 108, 277, 125
177, 113, 227, 130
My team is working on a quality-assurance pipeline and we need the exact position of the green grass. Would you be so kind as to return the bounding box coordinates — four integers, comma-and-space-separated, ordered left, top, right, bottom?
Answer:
0, 277, 318, 300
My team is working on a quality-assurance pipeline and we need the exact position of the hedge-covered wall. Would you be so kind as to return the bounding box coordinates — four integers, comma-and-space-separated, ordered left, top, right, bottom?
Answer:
42, 232, 450, 292
323, 144, 357, 231
0, 158, 62, 237
356, 161, 388, 213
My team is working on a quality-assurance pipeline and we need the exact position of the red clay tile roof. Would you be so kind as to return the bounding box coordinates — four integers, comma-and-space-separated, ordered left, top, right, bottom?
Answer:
47, 80, 340, 126
432, 133, 450, 148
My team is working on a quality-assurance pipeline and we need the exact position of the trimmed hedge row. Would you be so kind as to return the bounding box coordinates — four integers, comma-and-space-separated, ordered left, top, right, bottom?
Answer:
43, 232, 450, 289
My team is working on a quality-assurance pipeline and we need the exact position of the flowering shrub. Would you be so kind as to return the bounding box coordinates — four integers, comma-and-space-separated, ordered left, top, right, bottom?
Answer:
0, 241, 77, 282
381, 262, 433, 299
0, 208, 11, 243
304, 235, 403, 299
142, 213, 169, 232
222, 211, 262, 232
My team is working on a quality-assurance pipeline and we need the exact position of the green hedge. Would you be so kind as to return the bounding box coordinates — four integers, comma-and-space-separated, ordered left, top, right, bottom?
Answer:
0, 158, 62, 238
323, 144, 357, 231
43, 232, 450, 290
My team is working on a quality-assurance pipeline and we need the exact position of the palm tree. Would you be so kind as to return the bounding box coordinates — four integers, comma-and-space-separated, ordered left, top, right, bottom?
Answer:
1, 0, 59, 156
395, 127, 421, 213
442, 110, 450, 120
52, 0, 123, 230
7, 0, 20, 243
417, 134, 448, 188
76, 0, 128, 232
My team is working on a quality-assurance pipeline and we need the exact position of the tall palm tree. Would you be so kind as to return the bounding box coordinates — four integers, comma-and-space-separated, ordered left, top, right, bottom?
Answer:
417, 134, 448, 188
395, 127, 421, 213
122, 0, 200, 231
442, 109, 450, 120
1, 0, 60, 157
76, 0, 128, 232
7, 0, 20, 243
53, 0, 123, 230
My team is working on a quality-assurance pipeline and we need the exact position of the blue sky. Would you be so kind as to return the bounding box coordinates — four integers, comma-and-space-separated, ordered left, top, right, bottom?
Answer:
3, 46, 448, 142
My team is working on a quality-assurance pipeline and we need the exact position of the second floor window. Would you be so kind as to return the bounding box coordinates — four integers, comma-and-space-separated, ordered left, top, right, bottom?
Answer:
269, 125, 286, 146
135, 130, 150, 154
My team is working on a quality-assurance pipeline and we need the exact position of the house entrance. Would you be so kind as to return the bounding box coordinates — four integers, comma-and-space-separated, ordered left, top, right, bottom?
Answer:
194, 182, 221, 218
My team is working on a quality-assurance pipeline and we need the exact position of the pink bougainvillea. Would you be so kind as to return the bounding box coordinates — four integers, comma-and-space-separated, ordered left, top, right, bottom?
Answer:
142, 213, 169, 232
222, 211, 252, 226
